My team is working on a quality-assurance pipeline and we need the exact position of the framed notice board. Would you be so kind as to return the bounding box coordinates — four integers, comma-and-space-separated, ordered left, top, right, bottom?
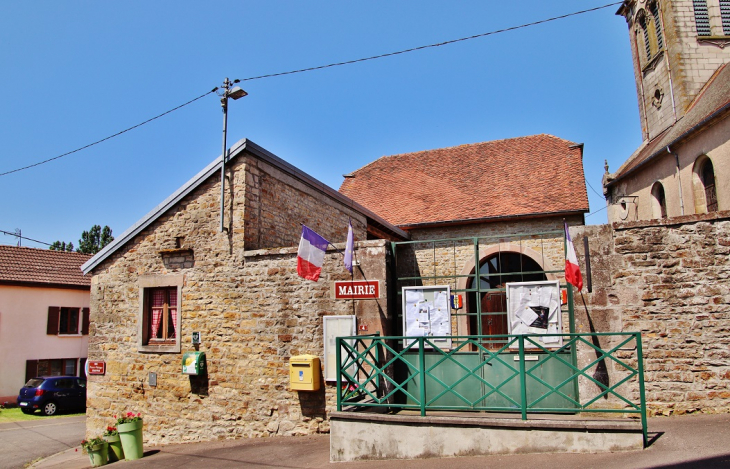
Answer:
402, 285, 452, 349
323, 315, 356, 382
506, 280, 563, 349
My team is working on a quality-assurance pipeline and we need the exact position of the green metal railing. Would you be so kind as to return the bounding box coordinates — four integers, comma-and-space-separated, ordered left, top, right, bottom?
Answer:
336, 332, 647, 447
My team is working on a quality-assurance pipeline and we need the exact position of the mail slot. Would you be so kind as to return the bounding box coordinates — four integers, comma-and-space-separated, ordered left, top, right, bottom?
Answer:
182, 351, 206, 375
289, 354, 321, 391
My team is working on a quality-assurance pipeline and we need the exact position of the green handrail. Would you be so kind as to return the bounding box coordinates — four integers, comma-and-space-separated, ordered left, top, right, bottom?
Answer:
336, 332, 647, 446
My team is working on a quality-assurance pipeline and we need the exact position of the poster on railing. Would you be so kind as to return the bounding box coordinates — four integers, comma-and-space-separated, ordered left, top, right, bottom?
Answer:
402, 285, 452, 349
506, 280, 563, 349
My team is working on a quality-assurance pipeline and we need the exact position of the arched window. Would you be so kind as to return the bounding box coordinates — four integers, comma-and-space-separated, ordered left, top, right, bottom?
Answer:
693, 0, 712, 36
467, 252, 546, 349
692, 155, 718, 213
637, 11, 653, 62
701, 159, 718, 211
637, 5, 664, 64
651, 182, 668, 219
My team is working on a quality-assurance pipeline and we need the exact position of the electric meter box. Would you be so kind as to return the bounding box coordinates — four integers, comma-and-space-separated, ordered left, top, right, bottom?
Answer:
182, 351, 206, 375
289, 355, 321, 391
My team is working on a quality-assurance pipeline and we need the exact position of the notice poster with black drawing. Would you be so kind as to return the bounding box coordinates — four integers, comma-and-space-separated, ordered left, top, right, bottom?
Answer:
506, 280, 562, 349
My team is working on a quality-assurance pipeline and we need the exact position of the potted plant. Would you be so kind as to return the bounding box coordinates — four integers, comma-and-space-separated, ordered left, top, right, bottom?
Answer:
103, 425, 124, 462
116, 412, 144, 460
81, 437, 108, 467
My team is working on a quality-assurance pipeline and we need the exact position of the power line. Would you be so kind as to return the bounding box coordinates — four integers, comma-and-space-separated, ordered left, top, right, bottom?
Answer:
238, 2, 622, 82
0, 2, 621, 178
585, 178, 605, 198
0, 229, 51, 246
0, 89, 217, 178
585, 204, 608, 218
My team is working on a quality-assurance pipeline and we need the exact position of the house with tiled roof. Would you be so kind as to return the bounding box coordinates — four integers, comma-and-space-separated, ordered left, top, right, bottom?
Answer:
604, 1, 730, 222
340, 134, 588, 230
0, 246, 91, 404
340, 134, 589, 339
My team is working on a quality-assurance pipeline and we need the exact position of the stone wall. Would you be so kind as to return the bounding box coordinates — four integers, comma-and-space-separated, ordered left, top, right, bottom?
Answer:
572, 211, 730, 416
243, 155, 366, 250
86, 149, 390, 444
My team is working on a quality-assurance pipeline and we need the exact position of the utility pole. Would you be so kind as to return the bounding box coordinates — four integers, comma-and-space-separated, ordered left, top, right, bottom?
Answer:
217, 78, 248, 232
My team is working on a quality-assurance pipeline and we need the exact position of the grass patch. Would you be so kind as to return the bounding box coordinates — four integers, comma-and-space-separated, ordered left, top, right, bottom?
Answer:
0, 407, 85, 423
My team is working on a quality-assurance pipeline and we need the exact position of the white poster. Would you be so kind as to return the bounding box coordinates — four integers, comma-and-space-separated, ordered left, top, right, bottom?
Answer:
402, 286, 452, 349
506, 280, 562, 349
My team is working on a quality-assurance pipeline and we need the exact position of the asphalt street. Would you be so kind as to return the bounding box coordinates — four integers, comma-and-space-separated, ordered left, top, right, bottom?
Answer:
0, 415, 85, 469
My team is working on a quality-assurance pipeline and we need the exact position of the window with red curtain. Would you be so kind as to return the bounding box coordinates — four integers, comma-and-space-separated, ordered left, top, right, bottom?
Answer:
147, 287, 177, 344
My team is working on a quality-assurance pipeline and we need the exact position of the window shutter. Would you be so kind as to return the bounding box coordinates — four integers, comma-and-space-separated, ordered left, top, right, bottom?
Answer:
47, 307, 60, 335
82, 308, 90, 335
25, 360, 38, 382
693, 0, 711, 36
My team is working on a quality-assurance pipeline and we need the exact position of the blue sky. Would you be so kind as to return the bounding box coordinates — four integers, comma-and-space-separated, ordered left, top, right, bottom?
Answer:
0, 1, 640, 249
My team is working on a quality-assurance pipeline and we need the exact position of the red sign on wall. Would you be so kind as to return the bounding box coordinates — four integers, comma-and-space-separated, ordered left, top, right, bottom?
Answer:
333, 280, 380, 299
88, 361, 106, 375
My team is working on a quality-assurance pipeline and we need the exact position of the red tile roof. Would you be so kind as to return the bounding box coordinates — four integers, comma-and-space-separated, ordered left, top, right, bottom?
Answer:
0, 245, 91, 288
339, 134, 589, 227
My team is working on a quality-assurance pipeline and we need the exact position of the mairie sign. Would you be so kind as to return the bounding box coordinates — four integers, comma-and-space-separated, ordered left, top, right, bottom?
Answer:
333, 280, 380, 299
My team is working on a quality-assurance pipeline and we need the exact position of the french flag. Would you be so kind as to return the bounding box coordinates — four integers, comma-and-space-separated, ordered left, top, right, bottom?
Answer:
564, 222, 583, 291
297, 225, 329, 281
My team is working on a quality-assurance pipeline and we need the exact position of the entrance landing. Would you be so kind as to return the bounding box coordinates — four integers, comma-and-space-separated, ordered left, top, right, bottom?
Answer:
329, 410, 643, 462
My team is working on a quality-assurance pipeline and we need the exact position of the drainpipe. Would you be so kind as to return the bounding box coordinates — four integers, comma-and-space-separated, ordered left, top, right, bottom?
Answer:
658, 5, 678, 122
632, 25, 650, 139
667, 146, 685, 216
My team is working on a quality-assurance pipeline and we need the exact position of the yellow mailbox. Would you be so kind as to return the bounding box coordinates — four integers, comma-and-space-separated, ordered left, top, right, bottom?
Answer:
289, 354, 321, 391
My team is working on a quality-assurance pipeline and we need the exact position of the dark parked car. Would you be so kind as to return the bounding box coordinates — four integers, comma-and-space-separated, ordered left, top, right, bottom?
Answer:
17, 376, 87, 416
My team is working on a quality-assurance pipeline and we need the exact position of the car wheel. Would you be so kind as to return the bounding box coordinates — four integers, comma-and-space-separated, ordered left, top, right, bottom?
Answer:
42, 401, 58, 416
21, 408, 35, 415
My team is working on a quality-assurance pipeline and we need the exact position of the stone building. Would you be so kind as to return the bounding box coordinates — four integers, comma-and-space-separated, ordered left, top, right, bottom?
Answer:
604, 0, 730, 222
340, 134, 589, 339
81, 139, 407, 443
81, 134, 589, 443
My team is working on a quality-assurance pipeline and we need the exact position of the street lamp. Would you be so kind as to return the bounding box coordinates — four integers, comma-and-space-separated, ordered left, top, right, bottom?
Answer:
218, 77, 248, 232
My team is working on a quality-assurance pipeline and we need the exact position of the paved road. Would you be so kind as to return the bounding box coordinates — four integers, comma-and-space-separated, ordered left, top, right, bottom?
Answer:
0, 415, 85, 469
36, 412, 730, 469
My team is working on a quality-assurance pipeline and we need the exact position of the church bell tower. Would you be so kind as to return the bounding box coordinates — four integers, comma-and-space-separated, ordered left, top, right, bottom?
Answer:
617, 0, 730, 141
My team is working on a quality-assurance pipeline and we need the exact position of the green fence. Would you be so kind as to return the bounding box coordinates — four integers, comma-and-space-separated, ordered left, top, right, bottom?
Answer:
336, 332, 647, 446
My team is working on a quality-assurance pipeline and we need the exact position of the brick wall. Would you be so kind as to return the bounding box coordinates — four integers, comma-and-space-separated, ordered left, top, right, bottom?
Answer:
573, 212, 730, 415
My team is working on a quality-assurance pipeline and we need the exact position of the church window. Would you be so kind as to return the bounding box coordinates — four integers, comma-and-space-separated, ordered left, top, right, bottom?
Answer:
651, 182, 668, 219
720, 0, 730, 35
693, 0, 712, 36
692, 156, 719, 214
701, 159, 718, 212
637, 5, 663, 65
650, 2, 664, 49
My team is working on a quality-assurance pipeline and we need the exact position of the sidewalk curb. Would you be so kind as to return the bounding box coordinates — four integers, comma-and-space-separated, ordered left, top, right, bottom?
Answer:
30, 446, 87, 469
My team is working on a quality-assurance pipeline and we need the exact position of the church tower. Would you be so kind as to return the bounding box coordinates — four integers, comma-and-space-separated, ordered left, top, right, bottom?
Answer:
618, 0, 730, 141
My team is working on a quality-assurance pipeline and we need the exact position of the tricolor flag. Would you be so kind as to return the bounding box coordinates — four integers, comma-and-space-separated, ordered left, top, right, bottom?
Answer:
564, 222, 583, 291
297, 225, 329, 281
344, 220, 354, 273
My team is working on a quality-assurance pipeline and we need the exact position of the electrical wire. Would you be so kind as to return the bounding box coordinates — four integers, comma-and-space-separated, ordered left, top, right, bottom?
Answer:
0, 229, 51, 246
0, 89, 217, 177
585, 178, 605, 198
238, 2, 622, 82
0, 2, 621, 178
585, 204, 608, 218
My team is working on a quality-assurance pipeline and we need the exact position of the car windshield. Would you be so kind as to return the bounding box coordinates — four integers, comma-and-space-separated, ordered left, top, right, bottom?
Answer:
24, 378, 44, 388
